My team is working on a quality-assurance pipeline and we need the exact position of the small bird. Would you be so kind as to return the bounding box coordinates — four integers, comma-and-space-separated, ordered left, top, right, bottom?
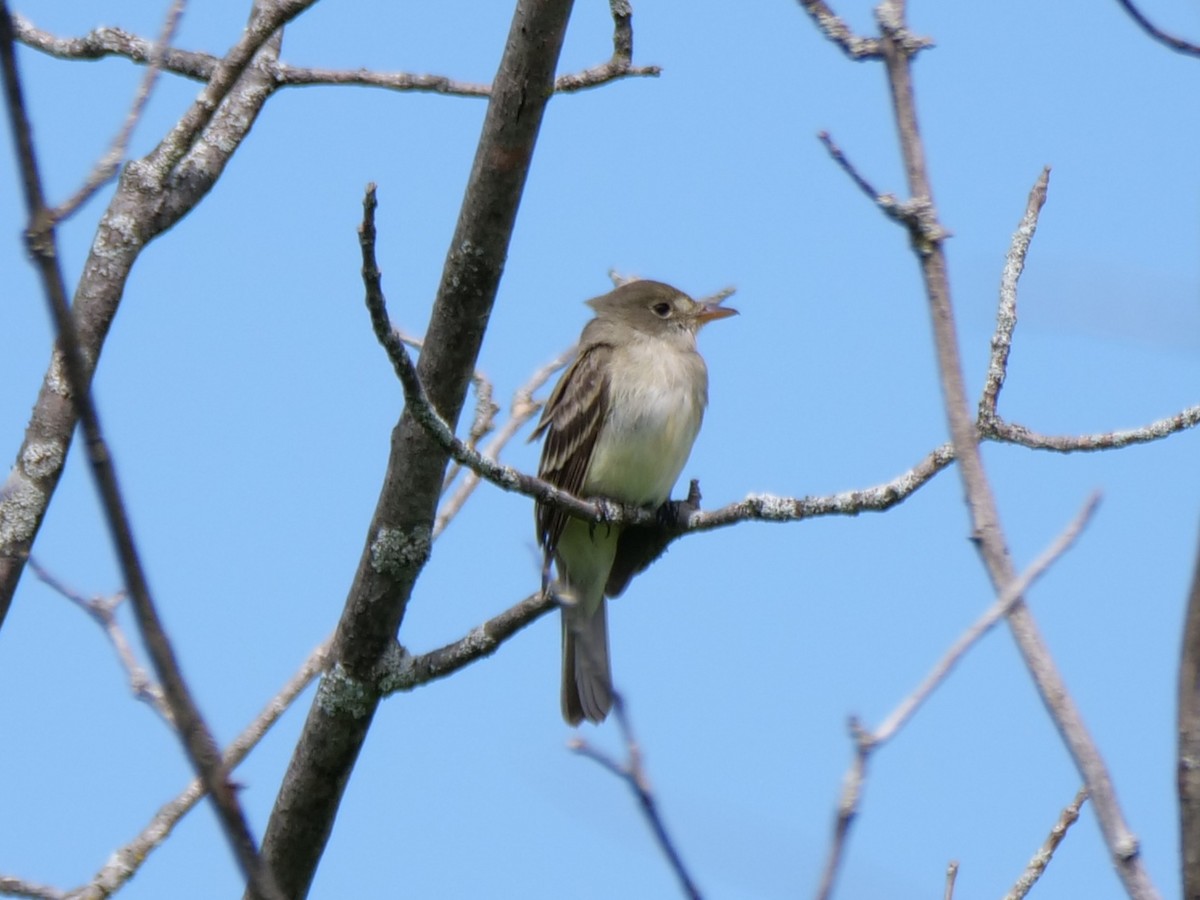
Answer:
532, 279, 737, 725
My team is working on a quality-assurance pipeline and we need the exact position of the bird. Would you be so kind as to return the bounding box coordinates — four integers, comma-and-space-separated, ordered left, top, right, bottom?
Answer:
531, 279, 737, 724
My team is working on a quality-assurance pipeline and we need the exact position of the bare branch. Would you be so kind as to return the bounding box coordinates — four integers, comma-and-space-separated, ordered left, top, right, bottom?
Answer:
1114, 0, 1200, 57
1179, 522, 1200, 899
943, 861, 958, 900
0, 876, 63, 900
11, 14, 218, 80
14, 0, 660, 100
687, 443, 954, 530
980, 168, 1050, 421
815, 493, 1100, 898
0, 0, 301, 657
873, 492, 1100, 745
78, 639, 329, 900
797, 0, 884, 59
815, 717, 869, 900
554, 0, 660, 92
984, 408, 1200, 452
378, 592, 555, 693
570, 695, 702, 900
868, 1, 1158, 893
435, 346, 573, 538
388, 329, 502, 499
0, 6, 280, 897
256, 5, 579, 894
27, 557, 170, 723
51, 0, 187, 222
1002, 787, 1090, 900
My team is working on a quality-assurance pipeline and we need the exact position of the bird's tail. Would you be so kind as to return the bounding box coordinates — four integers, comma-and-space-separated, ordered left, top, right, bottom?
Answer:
561, 598, 612, 725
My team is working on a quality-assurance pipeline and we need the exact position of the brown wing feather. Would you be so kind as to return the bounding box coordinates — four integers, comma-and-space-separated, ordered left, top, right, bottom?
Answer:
532, 343, 612, 556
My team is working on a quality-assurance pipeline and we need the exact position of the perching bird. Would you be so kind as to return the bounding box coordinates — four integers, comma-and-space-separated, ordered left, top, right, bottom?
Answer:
532, 279, 737, 724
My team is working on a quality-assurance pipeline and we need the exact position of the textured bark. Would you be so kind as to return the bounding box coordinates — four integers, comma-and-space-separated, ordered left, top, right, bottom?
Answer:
1179, 527, 1200, 900
254, 2, 576, 897
0, 2, 299, 626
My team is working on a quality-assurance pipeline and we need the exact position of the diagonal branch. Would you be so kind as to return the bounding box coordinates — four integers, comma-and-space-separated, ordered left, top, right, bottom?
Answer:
254, 4, 579, 896
869, 1, 1158, 894
1114, 0, 1200, 57
0, 6, 280, 897
28, 557, 170, 723
51, 0, 187, 222
798, 0, 884, 59
0, 0, 303, 636
0, 637, 330, 900
815, 492, 1100, 900
1002, 787, 1090, 900
570, 694, 702, 900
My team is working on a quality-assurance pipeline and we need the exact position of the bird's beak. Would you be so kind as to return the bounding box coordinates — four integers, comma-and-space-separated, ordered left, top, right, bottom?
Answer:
695, 302, 739, 325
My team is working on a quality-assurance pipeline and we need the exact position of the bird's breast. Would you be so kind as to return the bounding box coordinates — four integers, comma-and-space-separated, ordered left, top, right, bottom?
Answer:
582, 339, 708, 506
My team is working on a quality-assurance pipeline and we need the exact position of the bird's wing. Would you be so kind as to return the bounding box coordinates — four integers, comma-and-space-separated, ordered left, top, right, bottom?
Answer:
532, 342, 613, 556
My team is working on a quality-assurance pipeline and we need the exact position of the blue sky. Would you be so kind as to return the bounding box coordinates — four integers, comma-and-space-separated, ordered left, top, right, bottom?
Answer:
2, 1, 1199, 898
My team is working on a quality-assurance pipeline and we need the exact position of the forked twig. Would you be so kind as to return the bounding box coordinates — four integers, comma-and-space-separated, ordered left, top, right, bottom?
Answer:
816, 493, 1100, 899
570, 694, 702, 900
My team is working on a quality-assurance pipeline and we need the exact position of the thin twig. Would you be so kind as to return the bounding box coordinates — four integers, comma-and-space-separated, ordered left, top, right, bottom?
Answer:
570, 694, 703, 900
815, 718, 869, 900
980, 168, 1050, 422
51, 0, 187, 222
797, 0, 885, 59
814, 493, 1100, 899
1002, 787, 1090, 900
0, 7, 279, 898
1114, 0, 1200, 57
873, 492, 1100, 745
14, 0, 660, 99
27, 557, 170, 723
818, 130, 911, 227
434, 346, 573, 538
943, 861, 958, 900
75, 639, 328, 900
376, 592, 555, 693
554, 0, 661, 92
869, 1, 1158, 894
390, 329, 501, 497
984, 408, 1200, 453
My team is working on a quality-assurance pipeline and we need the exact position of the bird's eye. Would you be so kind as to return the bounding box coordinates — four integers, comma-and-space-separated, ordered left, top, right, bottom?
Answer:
651, 302, 672, 318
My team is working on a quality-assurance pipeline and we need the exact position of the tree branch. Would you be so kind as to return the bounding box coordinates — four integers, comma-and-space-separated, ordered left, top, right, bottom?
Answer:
1114, 0, 1200, 57
0, 638, 330, 900
815, 492, 1100, 899
13, 0, 658, 99
50, 0, 187, 223
0, 6, 281, 897
980, 168, 1049, 422
27, 557, 170, 723
1002, 787, 1090, 900
869, 1, 1157, 894
570, 695, 702, 900
255, 3, 578, 896
1179, 522, 1200, 899
0, 0, 301, 639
